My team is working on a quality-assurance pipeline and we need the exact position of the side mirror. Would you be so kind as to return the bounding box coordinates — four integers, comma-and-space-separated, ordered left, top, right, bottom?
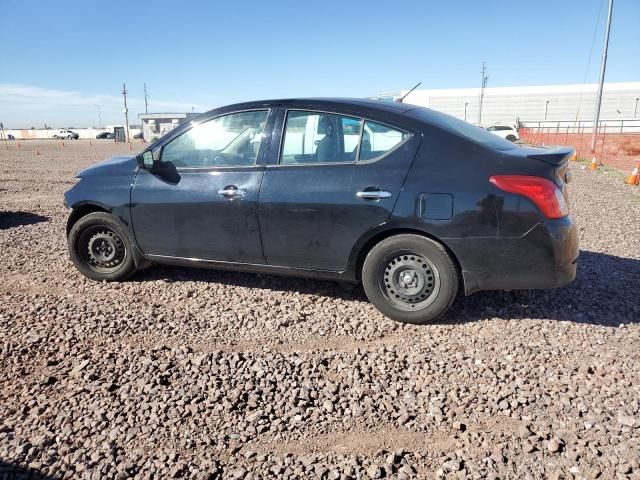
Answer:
137, 151, 155, 170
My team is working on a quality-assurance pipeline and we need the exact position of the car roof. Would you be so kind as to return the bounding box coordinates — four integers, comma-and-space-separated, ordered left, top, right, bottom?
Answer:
204, 97, 421, 116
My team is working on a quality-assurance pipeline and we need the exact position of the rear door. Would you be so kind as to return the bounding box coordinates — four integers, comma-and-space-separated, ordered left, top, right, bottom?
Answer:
257, 107, 421, 271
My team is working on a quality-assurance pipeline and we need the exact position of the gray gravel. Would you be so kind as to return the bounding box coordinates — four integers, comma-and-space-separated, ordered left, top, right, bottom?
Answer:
1, 141, 640, 479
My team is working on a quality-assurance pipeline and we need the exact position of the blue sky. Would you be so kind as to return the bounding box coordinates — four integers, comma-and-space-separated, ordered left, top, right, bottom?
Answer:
1, 0, 638, 128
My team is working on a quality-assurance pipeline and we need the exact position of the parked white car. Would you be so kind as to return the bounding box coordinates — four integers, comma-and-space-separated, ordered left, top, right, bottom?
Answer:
485, 124, 519, 142
53, 129, 79, 140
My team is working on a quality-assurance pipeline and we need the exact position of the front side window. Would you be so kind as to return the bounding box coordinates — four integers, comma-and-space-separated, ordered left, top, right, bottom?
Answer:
280, 111, 362, 164
161, 110, 269, 168
359, 121, 408, 161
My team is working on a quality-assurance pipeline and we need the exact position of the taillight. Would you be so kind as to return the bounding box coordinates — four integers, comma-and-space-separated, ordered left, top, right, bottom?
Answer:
490, 175, 569, 219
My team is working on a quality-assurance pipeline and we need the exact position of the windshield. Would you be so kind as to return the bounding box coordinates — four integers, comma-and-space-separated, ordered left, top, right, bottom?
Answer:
409, 107, 517, 151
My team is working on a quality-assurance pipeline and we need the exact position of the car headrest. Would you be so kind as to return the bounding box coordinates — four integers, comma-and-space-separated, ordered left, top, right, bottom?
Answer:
318, 115, 334, 135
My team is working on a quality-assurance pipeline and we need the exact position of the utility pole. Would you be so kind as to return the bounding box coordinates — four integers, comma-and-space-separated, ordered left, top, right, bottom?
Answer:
634, 97, 639, 118
122, 83, 130, 143
94, 104, 102, 127
590, 0, 613, 153
478, 62, 488, 125
144, 83, 149, 114
1, 122, 7, 150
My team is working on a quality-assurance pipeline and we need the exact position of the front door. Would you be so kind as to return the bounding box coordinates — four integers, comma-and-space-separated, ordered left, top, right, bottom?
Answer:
131, 109, 272, 263
258, 108, 421, 271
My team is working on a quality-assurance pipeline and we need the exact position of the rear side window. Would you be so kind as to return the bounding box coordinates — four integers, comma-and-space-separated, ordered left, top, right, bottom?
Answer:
280, 111, 362, 164
360, 121, 409, 161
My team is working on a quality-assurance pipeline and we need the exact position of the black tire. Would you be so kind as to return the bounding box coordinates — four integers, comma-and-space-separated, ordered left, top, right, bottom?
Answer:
506, 134, 517, 142
361, 234, 458, 324
68, 212, 136, 281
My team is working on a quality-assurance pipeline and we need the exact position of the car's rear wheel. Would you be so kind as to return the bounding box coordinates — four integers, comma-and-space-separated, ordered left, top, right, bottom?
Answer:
68, 212, 136, 281
362, 234, 458, 324
506, 134, 517, 142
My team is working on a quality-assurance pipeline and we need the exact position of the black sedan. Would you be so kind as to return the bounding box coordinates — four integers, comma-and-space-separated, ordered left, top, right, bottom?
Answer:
95, 132, 114, 139
64, 98, 578, 324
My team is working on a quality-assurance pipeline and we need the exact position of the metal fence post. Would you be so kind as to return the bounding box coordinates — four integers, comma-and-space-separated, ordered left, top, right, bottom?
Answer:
599, 121, 607, 165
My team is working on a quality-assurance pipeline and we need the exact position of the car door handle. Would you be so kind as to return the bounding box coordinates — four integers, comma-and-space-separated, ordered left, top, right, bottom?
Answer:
218, 186, 246, 199
356, 190, 392, 200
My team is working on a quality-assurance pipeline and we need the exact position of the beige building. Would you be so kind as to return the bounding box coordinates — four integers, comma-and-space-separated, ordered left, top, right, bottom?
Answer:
139, 112, 200, 141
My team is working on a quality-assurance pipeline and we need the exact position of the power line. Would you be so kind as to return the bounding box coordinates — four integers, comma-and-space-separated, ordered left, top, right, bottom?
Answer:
572, 0, 606, 128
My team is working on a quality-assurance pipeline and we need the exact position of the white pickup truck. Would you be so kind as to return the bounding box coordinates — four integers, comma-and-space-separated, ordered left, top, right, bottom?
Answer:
53, 129, 79, 140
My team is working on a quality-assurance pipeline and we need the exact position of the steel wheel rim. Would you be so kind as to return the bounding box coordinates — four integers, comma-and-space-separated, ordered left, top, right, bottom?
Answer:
78, 226, 126, 273
378, 251, 441, 311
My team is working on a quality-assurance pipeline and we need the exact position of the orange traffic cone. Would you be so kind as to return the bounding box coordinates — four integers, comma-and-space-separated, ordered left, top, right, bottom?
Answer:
625, 162, 639, 185
569, 151, 577, 162
590, 157, 598, 170
89, 140, 92, 146
17, 141, 21, 149
128, 143, 132, 151
35, 147, 40, 156
60, 141, 64, 149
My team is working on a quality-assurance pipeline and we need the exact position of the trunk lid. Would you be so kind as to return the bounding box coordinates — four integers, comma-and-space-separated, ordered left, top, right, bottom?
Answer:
521, 145, 574, 203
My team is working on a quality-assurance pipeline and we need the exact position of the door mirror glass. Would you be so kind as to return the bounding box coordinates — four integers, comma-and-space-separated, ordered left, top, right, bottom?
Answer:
142, 151, 154, 169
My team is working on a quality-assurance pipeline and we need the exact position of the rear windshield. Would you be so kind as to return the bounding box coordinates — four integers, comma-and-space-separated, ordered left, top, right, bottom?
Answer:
409, 107, 518, 151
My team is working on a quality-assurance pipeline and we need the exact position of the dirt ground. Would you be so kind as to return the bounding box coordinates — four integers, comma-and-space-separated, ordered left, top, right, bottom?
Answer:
1, 140, 640, 479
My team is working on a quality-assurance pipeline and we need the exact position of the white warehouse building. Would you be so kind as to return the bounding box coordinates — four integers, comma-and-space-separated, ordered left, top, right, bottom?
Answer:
395, 82, 640, 127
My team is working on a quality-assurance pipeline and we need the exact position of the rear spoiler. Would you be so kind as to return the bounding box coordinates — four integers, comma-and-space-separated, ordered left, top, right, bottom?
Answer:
526, 146, 575, 166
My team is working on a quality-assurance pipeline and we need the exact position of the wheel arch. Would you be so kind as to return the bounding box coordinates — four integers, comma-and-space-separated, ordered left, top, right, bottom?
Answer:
66, 202, 110, 236
351, 227, 463, 287
66, 202, 151, 270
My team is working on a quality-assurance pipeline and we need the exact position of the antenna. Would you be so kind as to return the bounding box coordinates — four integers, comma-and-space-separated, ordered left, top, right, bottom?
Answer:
396, 82, 422, 103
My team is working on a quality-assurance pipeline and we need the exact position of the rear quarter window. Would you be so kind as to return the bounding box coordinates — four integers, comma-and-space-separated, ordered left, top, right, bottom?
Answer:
360, 121, 409, 161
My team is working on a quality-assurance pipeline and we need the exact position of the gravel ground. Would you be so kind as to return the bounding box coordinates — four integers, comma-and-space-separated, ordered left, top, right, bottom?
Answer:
1, 140, 639, 479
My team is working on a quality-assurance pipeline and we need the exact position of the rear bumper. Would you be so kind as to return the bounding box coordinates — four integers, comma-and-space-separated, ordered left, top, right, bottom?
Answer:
452, 215, 578, 294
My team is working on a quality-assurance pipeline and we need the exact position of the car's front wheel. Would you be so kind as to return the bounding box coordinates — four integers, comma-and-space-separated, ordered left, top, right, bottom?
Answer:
506, 134, 517, 142
362, 234, 458, 324
68, 212, 137, 281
